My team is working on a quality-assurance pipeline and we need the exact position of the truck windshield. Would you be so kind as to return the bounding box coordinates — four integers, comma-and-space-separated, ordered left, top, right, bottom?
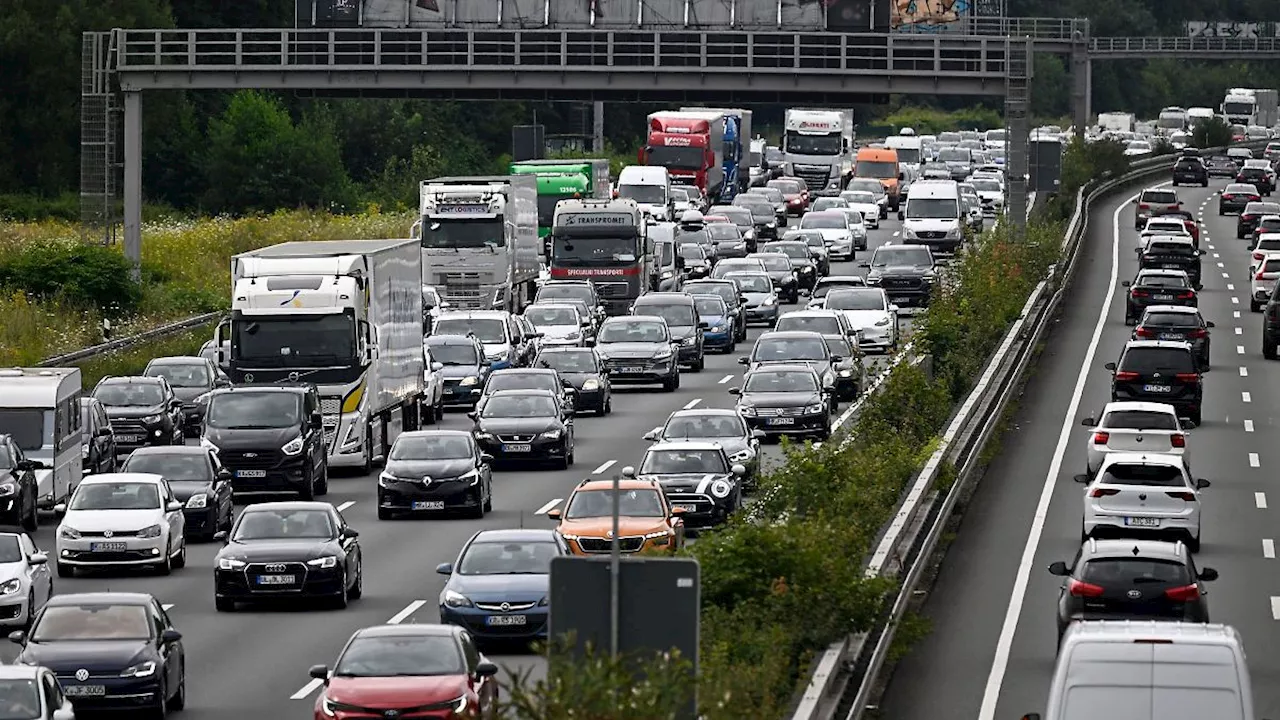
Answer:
1223, 101, 1253, 116
645, 146, 703, 170
233, 314, 357, 367
855, 161, 897, 179
0, 409, 47, 451
553, 235, 640, 265
421, 217, 505, 249
906, 198, 959, 220
784, 132, 841, 155
890, 147, 920, 164
618, 184, 667, 204
536, 195, 571, 227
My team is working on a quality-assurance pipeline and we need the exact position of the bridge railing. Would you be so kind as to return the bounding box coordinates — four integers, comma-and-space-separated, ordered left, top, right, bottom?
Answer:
1090, 35, 1280, 55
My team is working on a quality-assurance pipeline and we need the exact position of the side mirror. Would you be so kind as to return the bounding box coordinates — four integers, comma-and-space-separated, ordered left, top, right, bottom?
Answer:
476, 660, 499, 677
731, 463, 746, 476
1179, 417, 1198, 429
213, 530, 229, 542
1131, 198, 1138, 204
218, 468, 233, 480
309, 664, 330, 681
1103, 362, 1117, 371
1047, 561, 1070, 576
1196, 478, 1211, 489
1121, 280, 1132, 287
546, 508, 562, 519
467, 412, 478, 421
1207, 320, 1216, 327
1199, 250, 1207, 256
621, 465, 637, 478
642, 429, 660, 441
1080, 417, 1096, 427
52, 709, 75, 720
431, 362, 444, 372
52, 503, 66, 514
161, 629, 183, 643
897, 210, 905, 220
728, 387, 742, 395
166, 501, 183, 512
1198, 567, 1219, 582
671, 506, 687, 516
480, 453, 494, 464
28, 553, 46, 566
7, 631, 25, 646
436, 562, 453, 575
310, 414, 323, 430
737, 357, 750, 365
698, 321, 710, 329
1072, 473, 1090, 484
752, 430, 767, 439
341, 527, 360, 539
889, 304, 900, 312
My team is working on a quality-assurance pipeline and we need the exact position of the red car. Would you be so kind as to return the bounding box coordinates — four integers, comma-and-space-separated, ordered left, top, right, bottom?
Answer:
311, 624, 499, 719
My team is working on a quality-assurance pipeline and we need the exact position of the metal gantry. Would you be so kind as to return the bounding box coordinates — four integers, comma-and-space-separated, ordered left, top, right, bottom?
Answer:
1003, 38, 1031, 239
79, 32, 120, 247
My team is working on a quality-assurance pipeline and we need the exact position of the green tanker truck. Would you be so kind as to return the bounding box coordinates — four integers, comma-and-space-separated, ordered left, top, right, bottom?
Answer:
508, 159, 612, 255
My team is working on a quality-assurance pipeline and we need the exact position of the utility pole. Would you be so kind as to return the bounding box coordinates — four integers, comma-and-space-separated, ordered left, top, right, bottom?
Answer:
609, 469, 622, 657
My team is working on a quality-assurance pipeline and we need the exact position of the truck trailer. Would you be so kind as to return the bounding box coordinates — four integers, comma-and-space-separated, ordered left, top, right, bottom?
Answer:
641, 111, 726, 203
681, 107, 755, 194
508, 159, 611, 255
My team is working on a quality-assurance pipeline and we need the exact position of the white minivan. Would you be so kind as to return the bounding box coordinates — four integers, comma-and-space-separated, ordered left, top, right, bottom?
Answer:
900, 179, 964, 255
1023, 621, 1260, 720
0, 368, 84, 513
617, 165, 673, 222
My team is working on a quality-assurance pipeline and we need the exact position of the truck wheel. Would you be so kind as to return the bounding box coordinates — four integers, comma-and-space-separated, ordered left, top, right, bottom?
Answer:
359, 429, 373, 475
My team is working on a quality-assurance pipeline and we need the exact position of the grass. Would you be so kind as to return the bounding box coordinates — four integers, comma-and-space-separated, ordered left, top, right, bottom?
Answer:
0, 210, 413, 366
73, 325, 213, 390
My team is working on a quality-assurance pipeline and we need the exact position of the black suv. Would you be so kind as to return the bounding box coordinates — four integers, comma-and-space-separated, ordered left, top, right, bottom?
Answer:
143, 355, 229, 436
425, 334, 490, 409
1171, 157, 1208, 187
1137, 237, 1204, 288
199, 384, 329, 499
1105, 340, 1203, 424
1121, 269, 1196, 325
1237, 201, 1280, 238
861, 244, 937, 307
1238, 162, 1275, 195
92, 376, 184, 455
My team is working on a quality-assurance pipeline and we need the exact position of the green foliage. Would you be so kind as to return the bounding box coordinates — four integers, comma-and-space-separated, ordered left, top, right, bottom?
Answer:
545, 145, 638, 180
501, 643, 696, 719
0, 194, 79, 222
0, 240, 141, 316
1041, 138, 1131, 223
879, 106, 1005, 135
1193, 117, 1235, 149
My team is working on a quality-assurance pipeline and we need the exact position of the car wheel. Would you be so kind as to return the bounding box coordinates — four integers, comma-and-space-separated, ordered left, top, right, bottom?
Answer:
1251, 300, 1262, 313
483, 481, 493, 513
315, 462, 329, 497
152, 677, 167, 718
167, 660, 186, 711
56, 562, 74, 578
1186, 534, 1201, 553
215, 596, 234, 612
349, 562, 364, 600
692, 354, 705, 372
1264, 338, 1278, 360
157, 544, 172, 576
172, 541, 186, 570
21, 492, 36, 533
298, 468, 315, 501
332, 571, 349, 609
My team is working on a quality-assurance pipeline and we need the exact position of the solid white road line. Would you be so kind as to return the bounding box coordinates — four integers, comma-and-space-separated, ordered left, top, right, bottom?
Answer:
291, 679, 324, 700
718, 374, 734, 384
1265, 539, 1276, 559
535, 498, 562, 515
336, 501, 355, 512
1257, 492, 1268, 509
1271, 597, 1280, 620
1250, 452, 1261, 468
1244, 391, 1253, 403
1246, 419, 1255, 432
683, 398, 702, 410
1241, 367, 1249, 377
592, 459, 616, 474
977, 186, 1149, 720
387, 600, 427, 625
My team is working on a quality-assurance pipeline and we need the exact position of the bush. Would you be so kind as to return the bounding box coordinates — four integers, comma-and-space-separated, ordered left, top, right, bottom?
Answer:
0, 240, 141, 316
879, 106, 1004, 135
1040, 137, 1130, 223
74, 326, 211, 390
1193, 117, 1234, 149
0, 193, 79, 222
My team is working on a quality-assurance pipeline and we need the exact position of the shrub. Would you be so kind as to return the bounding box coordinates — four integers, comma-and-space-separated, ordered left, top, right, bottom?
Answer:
1193, 117, 1234, 149
0, 193, 79, 222
880, 105, 1004, 135
0, 240, 141, 316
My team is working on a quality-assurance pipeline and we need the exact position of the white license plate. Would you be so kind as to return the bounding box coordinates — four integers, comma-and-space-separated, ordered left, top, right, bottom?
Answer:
114, 435, 141, 443
620, 367, 646, 374
89, 542, 126, 552
673, 504, 698, 513
767, 417, 796, 425
256, 574, 296, 585
1158, 333, 1183, 340
236, 469, 267, 478
1142, 384, 1173, 393
412, 501, 445, 511
1161, 264, 1181, 269
1125, 517, 1161, 528
64, 685, 106, 697
1152, 294, 1173, 301
502, 444, 532, 453
486, 615, 527, 626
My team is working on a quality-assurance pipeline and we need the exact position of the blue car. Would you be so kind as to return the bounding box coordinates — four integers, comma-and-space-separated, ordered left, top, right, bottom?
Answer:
694, 295, 736, 353
436, 528, 567, 642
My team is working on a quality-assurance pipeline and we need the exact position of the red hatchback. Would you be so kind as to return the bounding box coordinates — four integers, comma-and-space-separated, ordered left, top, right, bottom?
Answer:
311, 624, 499, 719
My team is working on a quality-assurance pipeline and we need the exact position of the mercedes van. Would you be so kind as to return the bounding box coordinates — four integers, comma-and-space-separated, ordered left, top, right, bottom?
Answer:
617, 165, 673, 222
900, 180, 964, 255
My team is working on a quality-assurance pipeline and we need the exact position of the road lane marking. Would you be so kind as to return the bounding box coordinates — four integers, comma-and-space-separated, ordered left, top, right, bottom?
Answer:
1241, 367, 1249, 377
1232, 297, 1240, 305
1236, 327, 1244, 335
1213, 253, 1221, 258
162, 604, 174, 611
1271, 597, 1280, 620
1223, 273, 1231, 279
1244, 391, 1253, 403
291, 679, 323, 700
1266, 539, 1276, 559
1238, 345, 1246, 354
1246, 419, 1255, 432
387, 599, 427, 625
535, 498, 561, 515
683, 398, 702, 410
1235, 311, 1242, 318
718, 374, 735, 384
1227, 283, 1236, 291
1257, 492, 1268, 509
1251, 452, 1261, 468
1217, 261, 1225, 267
336, 501, 355, 512
977, 185, 1151, 719
592, 459, 616, 474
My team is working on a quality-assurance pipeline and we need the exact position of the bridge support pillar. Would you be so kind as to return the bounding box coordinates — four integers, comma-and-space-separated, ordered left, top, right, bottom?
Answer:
123, 90, 143, 283
1071, 47, 1092, 141
593, 101, 605, 154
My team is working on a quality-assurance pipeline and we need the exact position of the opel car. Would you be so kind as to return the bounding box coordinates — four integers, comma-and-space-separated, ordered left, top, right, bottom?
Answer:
436, 529, 565, 643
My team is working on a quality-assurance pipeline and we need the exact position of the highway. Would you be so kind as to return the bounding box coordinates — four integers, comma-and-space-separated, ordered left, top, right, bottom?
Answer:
8, 212, 914, 718
880, 178, 1280, 717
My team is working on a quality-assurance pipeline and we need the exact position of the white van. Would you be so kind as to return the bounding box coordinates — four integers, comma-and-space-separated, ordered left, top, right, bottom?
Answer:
900, 180, 964, 255
1024, 621, 1258, 720
0, 368, 84, 513
617, 165, 673, 222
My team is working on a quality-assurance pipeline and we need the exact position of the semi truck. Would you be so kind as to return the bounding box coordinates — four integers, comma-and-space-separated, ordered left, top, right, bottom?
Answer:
548, 198, 649, 315
412, 175, 540, 312
641, 111, 726, 203
508, 159, 611, 255
216, 239, 426, 471
782, 108, 856, 196
681, 107, 755, 194
1156, 107, 1188, 136
1097, 112, 1136, 135
1222, 88, 1278, 128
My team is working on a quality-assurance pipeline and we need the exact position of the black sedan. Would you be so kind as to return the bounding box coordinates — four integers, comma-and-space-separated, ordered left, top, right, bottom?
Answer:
730, 364, 833, 440
376, 430, 493, 519
630, 441, 745, 529
1237, 201, 1280, 239
425, 334, 490, 409
1047, 538, 1215, 645
643, 408, 764, 485
760, 241, 820, 291
120, 446, 234, 541
748, 252, 801, 303
477, 368, 576, 416
678, 243, 713, 280
11, 592, 186, 714
533, 347, 612, 415
1121, 269, 1197, 325
1218, 183, 1261, 215
1136, 237, 1204, 288
469, 390, 575, 468
1206, 154, 1239, 178
0, 437, 39, 532
213, 501, 364, 611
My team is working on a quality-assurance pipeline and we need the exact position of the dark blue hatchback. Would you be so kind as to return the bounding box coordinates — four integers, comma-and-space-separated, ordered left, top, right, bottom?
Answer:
436, 529, 566, 642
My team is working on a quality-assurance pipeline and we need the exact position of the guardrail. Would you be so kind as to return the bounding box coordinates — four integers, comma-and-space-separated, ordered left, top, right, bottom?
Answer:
791, 142, 1265, 720
37, 312, 220, 367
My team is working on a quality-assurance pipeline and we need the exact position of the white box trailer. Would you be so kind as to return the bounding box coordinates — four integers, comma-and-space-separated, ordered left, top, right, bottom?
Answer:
0, 367, 83, 511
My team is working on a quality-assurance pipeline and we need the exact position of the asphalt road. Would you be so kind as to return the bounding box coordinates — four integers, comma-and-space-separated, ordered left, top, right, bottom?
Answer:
10, 211, 928, 718
879, 178, 1280, 717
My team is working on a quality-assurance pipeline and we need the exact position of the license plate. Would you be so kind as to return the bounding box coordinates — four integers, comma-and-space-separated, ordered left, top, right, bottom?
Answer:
236, 469, 267, 478
767, 417, 796, 425
89, 542, 126, 552
256, 574, 296, 585
412, 501, 445, 511
673, 504, 698, 513
620, 366, 645, 374
502, 443, 532, 453
1158, 333, 1183, 340
486, 615, 527, 626
64, 685, 106, 697
114, 434, 141, 443
1142, 384, 1173, 393
1161, 264, 1181, 269
1153, 294, 1173, 301
1125, 517, 1161, 528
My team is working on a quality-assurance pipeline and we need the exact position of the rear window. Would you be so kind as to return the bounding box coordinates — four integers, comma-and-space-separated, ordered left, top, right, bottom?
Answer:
1246, 203, 1280, 215
1148, 242, 1193, 254
1174, 159, 1201, 170
1119, 347, 1195, 373
1142, 312, 1197, 327
1080, 558, 1190, 585
1265, 260, 1280, 273
1136, 274, 1188, 288
1142, 190, 1177, 204
1102, 410, 1178, 430
1100, 463, 1186, 487
1258, 239, 1280, 250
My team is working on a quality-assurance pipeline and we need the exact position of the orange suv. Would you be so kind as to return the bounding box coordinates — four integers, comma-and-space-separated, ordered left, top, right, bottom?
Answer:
547, 477, 685, 555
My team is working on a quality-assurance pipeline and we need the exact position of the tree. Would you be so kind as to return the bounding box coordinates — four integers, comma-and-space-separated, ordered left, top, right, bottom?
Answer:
1193, 116, 1234, 149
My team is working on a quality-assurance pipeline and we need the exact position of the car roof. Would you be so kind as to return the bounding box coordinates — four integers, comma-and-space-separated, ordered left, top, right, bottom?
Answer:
1084, 538, 1186, 562
1141, 305, 1198, 315
46, 591, 154, 607
98, 375, 164, 385
208, 385, 308, 396
1098, 452, 1186, 468
0, 666, 47, 680
1062, 620, 1242, 645
353, 623, 460, 640
648, 440, 728, 453
1123, 339, 1193, 350
438, 310, 508, 319
396, 429, 472, 441
605, 314, 666, 325
469, 528, 559, 544
490, 368, 556, 376
80, 472, 165, 486
779, 309, 842, 318
126, 446, 212, 458
526, 302, 581, 311
668, 408, 741, 419
426, 334, 480, 345
146, 356, 207, 366
1101, 401, 1178, 415
635, 293, 694, 304
576, 477, 662, 492
747, 363, 819, 375
757, 330, 827, 340
1136, 268, 1189, 277
241, 500, 335, 513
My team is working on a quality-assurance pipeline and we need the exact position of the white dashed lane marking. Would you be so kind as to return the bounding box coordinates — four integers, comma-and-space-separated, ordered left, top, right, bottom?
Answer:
1241, 367, 1249, 377
387, 600, 427, 625
1265, 539, 1276, 559
1244, 391, 1253, 403
535, 498, 561, 515
718, 374, 735, 384
683, 398, 702, 410
1228, 283, 1236, 291
1233, 297, 1240, 305
1257, 492, 1269, 509
592, 459, 617, 474
1251, 453, 1261, 468
1235, 310, 1242, 319
336, 501, 355, 512
1246, 419, 1256, 432
1236, 327, 1244, 335
1237, 345, 1246, 354
1271, 597, 1280, 621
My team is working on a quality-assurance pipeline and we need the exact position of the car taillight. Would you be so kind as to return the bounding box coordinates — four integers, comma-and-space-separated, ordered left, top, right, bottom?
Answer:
1164, 584, 1201, 602
1245, 214, 1257, 221
1134, 327, 1157, 338
1090, 487, 1121, 498
1187, 328, 1207, 339
1176, 291, 1195, 299
1255, 252, 1265, 261
1250, 196, 1261, 202
1131, 289, 1149, 297
1238, 175, 1247, 181
1174, 372, 1200, 382
1115, 371, 1140, 381
1139, 203, 1150, 210
1223, 194, 1235, 200
1165, 491, 1195, 501
1068, 578, 1106, 597
1170, 433, 1186, 448
1093, 431, 1110, 444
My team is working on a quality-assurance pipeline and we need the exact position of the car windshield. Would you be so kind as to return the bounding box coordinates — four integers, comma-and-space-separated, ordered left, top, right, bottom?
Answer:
389, 434, 472, 460
69, 481, 161, 511
694, 297, 726, 316
121, 453, 212, 482
776, 315, 842, 335
0, 537, 22, 564
744, 371, 818, 393
753, 256, 790, 272
636, 304, 694, 327
434, 318, 506, 344
524, 306, 579, 326
735, 202, 773, 220
335, 635, 466, 677
565, 488, 665, 519
537, 285, 593, 304
95, 383, 164, 407
617, 182, 668, 203
905, 198, 958, 220
1144, 222, 1185, 233
1080, 558, 1190, 586
800, 213, 846, 229
487, 374, 558, 395
31, 604, 152, 642
662, 413, 746, 439
726, 274, 772, 293
1143, 312, 1198, 327
234, 508, 335, 540
481, 395, 557, 418
428, 341, 479, 366
969, 180, 1001, 192
1227, 185, 1258, 194
686, 283, 736, 306
1100, 463, 1186, 487
147, 362, 209, 388
855, 160, 897, 179
826, 289, 886, 311
1136, 274, 1187, 288
640, 449, 727, 474
767, 180, 802, 194
679, 245, 706, 260
1102, 410, 1178, 430
205, 392, 300, 429
1120, 348, 1195, 373
844, 192, 876, 204
0, 679, 39, 719
598, 321, 667, 343
537, 351, 598, 373
937, 148, 969, 162
872, 247, 931, 267
458, 540, 559, 575
752, 337, 827, 361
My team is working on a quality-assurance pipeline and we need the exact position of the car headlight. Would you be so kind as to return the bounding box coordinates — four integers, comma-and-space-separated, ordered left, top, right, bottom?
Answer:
541, 429, 563, 440
680, 337, 696, 346
763, 296, 776, 306
449, 696, 469, 714
59, 526, 81, 540
582, 378, 600, 390
281, 436, 304, 456
538, 595, 549, 607
307, 556, 338, 569
766, 222, 776, 228
711, 325, 725, 333
902, 228, 918, 239
143, 414, 165, 424
661, 271, 674, 279
474, 431, 494, 440
822, 372, 835, 386
443, 589, 473, 608
805, 403, 826, 414
0, 579, 21, 596
946, 227, 961, 239
320, 695, 338, 718
644, 530, 673, 539
565, 331, 581, 341
867, 275, 882, 285
875, 316, 891, 327
800, 266, 814, 274
728, 448, 753, 462
138, 524, 163, 539
81, 444, 89, 459
120, 661, 157, 678
839, 369, 853, 377
738, 404, 757, 416
710, 479, 733, 499
488, 350, 511, 363
185, 493, 207, 509
219, 558, 246, 570
200, 437, 220, 453
459, 468, 481, 486
460, 376, 479, 387
923, 273, 937, 283
654, 349, 673, 360
0, 484, 17, 498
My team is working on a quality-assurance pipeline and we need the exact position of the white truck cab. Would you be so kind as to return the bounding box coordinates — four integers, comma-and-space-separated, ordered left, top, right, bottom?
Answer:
0, 367, 83, 512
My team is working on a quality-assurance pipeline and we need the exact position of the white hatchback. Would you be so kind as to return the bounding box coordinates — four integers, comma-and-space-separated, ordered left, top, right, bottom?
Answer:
1080, 402, 1191, 477
1076, 453, 1209, 552
1251, 254, 1280, 312
54, 472, 186, 577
